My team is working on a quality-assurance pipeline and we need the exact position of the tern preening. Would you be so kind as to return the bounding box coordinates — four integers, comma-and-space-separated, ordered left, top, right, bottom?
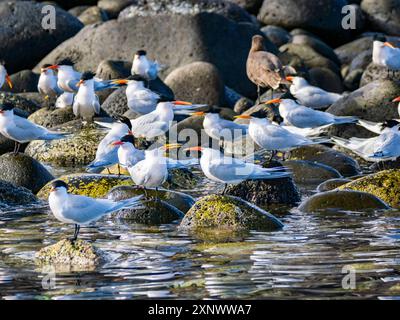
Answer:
264, 98, 358, 128
0, 102, 68, 153
131, 50, 162, 82
0, 60, 12, 90
73, 71, 101, 122
246, 35, 292, 101
48, 180, 143, 241
286, 76, 342, 109
186, 146, 290, 194
37, 64, 62, 99
372, 41, 400, 71
87, 116, 132, 173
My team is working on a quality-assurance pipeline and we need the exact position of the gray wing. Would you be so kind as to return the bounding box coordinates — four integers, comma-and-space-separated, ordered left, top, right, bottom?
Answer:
93, 95, 100, 114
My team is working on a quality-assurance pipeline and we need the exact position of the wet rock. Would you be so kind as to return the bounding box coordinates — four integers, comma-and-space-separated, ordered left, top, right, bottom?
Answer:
360, 63, 400, 86
334, 37, 375, 65
0, 1, 83, 73
112, 198, 184, 225
34, 10, 267, 98
25, 121, 107, 166
36, 239, 105, 271
28, 106, 75, 128
284, 160, 342, 186
16, 92, 50, 109
233, 97, 254, 114
326, 80, 400, 138
0, 134, 16, 155
339, 169, 400, 208
0, 92, 39, 115
2, 70, 39, 94
316, 178, 352, 192
298, 190, 389, 213
279, 43, 340, 75
260, 25, 292, 48
344, 69, 363, 91
107, 185, 195, 213
308, 67, 344, 94
0, 153, 53, 193
361, 0, 400, 36
257, 0, 358, 44
0, 180, 38, 208
228, 0, 263, 14
98, 0, 134, 18
179, 194, 283, 232
37, 173, 132, 199
78, 6, 108, 25
165, 62, 224, 107
288, 145, 361, 177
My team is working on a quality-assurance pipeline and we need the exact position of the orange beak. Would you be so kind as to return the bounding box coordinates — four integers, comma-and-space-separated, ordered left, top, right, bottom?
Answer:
46, 65, 59, 70
286, 76, 294, 82
111, 141, 123, 146
77, 79, 84, 87
111, 79, 128, 85
384, 42, 396, 49
392, 96, 400, 103
128, 130, 133, 135
173, 101, 192, 106
192, 111, 205, 116
264, 98, 282, 105
5, 74, 12, 89
234, 114, 252, 119
185, 146, 203, 152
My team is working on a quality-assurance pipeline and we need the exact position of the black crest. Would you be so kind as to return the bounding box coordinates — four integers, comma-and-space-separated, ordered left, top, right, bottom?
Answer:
127, 74, 146, 82
120, 134, 135, 144
136, 50, 147, 56
115, 115, 132, 130
51, 180, 68, 190
382, 119, 400, 129
80, 71, 96, 81
57, 58, 75, 66
0, 102, 15, 111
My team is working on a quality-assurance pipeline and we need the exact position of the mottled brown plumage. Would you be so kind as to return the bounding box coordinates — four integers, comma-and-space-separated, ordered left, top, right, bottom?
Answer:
247, 35, 288, 100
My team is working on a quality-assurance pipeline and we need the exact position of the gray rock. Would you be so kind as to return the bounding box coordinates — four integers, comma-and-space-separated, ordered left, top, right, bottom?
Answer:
308, 67, 344, 93
228, 0, 263, 14
0, 1, 83, 73
360, 62, 400, 86
98, 0, 134, 18
68, 5, 91, 17
0, 153, 54, 193
233, 97, 254, 114
78, 6, 108, 25
361, 0, 400, 36
28, 106, 76, 128
260, 25, 292, 48
2, 70, 39, 94
316, 178, 352, 192
165, 62, 224, 106
0, 180, 38, 208
0, 134, 16, 155
298, 190, 389, 213
0, 92, 39, 115
335, 36, 377, 65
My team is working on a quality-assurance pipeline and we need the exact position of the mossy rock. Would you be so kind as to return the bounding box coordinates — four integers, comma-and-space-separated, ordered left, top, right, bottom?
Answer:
112, 198, 184, 225
284, 160, 341, 185
0, 180, 38, 208
36, 239, 104, 271
288, 145, 361, 177
25, 120, 107, 166
101, 164, 129, 175
298, 190, 389, 213
316, 178, 352, 192
179, 195, 284, 233
338, 170, 400, 208
37, 174, 132, 199
28, 106, 75, 128
107, 185, 195, 213
0, 92, 39, 115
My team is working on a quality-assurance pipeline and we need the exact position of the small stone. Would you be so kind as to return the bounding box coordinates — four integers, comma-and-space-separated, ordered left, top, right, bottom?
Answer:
0, 180, 38, 208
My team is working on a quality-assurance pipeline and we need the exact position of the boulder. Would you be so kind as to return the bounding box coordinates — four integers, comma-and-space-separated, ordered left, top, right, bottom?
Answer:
107, 185, 195, 213
308, 67, 344, 93
360, 62, 400, 86
326, 80, 400, 138
361, 0, 400, 36
3, 70, 39, 94
0, 92, 39, 115
0, 180, 38, 208
17, 92, 51, 109
0, 153, 53, 193
260, 25, 292, 48
95, 59, 132, 80
233, 97, 254, 114
298, 190, 389, 213
68, 5, 91, 17
36, 239, 105, 272
98, 0, 134, 18
0, 134, 16, 155
165, 62, 224, 106
339, 169, 400, 208
334, 36, 375, 65
25, 121, 107, 166
288, 145, 361, 177
0, 1, 83, 73
316, 178, 352, 192
226, 0, 263, 14
179, 194, 284, 232
78, 6, 108, 25
34, 11, 271, 98
28, 106, 75, 128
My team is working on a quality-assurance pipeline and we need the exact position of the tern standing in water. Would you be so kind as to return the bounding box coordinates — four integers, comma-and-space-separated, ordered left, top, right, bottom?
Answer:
0, 60, 13, 90
48, 180, 143, 241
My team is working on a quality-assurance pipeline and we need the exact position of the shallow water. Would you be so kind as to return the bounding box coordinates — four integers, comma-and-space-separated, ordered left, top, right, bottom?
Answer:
1, 167, 400, 300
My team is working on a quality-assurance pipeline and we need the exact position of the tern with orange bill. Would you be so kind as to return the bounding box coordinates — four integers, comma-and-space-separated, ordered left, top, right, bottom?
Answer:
186, 146, 290, 194
286, 76, 342, 109
373, 41, 400, 71
73, 71, 100, 122
264, 98, 358, 128
37, 64, 63, 99
0, 60, 13, 90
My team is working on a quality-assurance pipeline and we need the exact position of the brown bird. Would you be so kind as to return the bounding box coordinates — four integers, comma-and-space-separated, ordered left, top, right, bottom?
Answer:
246, 35, 292, 102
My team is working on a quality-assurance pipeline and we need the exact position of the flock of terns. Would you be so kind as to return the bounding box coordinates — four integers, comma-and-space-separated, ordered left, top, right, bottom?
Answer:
0, 35, 400, 241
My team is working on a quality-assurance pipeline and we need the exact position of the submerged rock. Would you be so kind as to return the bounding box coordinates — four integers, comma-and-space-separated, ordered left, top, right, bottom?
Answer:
107, 185, 195, 213
0, 180, 38, 208
36, 239, 104, 271
298, 190, 389, 213
0, 153, 53, 193
339, 170, 400, 208
112, 198, 184, 225
179, 195, 284, 232
37, 174, 132, 199
316, 178, 352, 192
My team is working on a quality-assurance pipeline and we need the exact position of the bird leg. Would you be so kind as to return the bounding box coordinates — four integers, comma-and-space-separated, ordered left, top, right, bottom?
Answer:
257, 85, 261, 103
271, 89, 274, 100
117, 164, 121, 176
154, 187, 161, 202
221, 184, 228, 195
143, 186, 149, 199
106, 167, 111, 174
13, 142, 21, 155
70, 224, 80, 243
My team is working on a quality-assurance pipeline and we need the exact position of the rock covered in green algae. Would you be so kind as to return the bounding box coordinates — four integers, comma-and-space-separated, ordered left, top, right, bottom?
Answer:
25, 120, 107, 166
36, 239, 104, 271
298, 190, 389, 213
28, 106, 76, 128
316, 178, 352, 192
179, 195, 284, 232
0, 153, 54, 193
0, 180, 38, 208
37, 174, 132, 199
338, 170, 400, 208
107, 185, 195, 213
112, 198, 184, 225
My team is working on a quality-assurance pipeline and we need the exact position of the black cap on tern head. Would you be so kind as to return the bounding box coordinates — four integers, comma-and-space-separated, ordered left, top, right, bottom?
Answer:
115, 115, 132, 130
51, 180, 68, 190
57, 58, 74, 66
80, 71, 96, 81
136, 50, 147, 56
120, 134, 135, 144
382, 119, 400, 129
42, 63, 52, 68
127, 74, 146, 82
0, 102, 15, 111
0, 59, 5, 66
